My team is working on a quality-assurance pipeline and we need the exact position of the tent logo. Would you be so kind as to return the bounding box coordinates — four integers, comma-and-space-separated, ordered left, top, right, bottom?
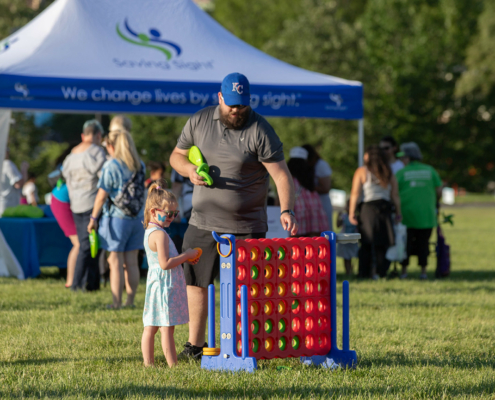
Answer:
14, 83, 29, 98
0, 37, 18, 55
329, 93, 343, 107
116, 18, 182, 60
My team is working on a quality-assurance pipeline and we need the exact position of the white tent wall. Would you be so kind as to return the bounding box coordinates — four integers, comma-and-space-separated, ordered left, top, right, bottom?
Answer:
0, 109, 24, 279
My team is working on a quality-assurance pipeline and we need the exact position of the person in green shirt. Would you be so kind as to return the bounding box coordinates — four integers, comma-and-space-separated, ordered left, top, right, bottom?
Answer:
396, 142, 442, 280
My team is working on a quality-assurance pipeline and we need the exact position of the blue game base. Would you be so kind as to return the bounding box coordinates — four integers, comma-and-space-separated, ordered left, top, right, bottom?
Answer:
301, 348, 357, 369
201, 354, 257, 373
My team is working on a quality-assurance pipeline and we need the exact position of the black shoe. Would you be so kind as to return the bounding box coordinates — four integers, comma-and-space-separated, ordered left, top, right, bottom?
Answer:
178, 342, 207, 361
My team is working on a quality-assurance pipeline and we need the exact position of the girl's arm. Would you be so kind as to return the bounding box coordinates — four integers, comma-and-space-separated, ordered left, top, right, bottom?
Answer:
349, 167, 364, 225
390, 176, 402, 222
151, 230, 198, 270
87, 188, 109, 233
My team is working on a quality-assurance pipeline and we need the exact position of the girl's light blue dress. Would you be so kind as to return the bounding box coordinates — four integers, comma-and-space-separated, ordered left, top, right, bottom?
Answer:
143, 226, 189, 327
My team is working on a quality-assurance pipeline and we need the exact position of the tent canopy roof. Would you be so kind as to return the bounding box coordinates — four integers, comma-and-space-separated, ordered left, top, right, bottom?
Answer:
0, 0, 363, 119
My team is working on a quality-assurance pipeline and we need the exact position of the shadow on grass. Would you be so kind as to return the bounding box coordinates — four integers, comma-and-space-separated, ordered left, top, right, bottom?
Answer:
337, 270, 495, 283
2, 381, 494, 398
1, 356, 145, 368
360, 353, 495, 370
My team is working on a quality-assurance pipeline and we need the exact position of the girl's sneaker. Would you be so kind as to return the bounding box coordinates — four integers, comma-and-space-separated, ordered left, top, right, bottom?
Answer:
400, 273, 408, 280
419, 273, 428, 280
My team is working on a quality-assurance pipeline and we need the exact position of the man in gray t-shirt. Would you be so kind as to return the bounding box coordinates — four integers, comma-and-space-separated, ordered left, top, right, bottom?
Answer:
170, 73, 298, 359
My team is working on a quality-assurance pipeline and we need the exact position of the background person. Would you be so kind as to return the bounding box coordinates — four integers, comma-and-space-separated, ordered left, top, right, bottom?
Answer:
22, 171, 38, 206
379, 136, 404, 174
170, 168, 193, 222
87, 128, 145, 309
349, 145, 401, 279
336, 200, 359, 276
63, 120, 106, 291
288, 147, 329, 236
50, 145, 79, 288
303, 144, 333, 231
396, 142, 442, 280
145, 161, 166, 189
0, 149, 27, 216
170, 72, 297, 359
109, 114, 132, 133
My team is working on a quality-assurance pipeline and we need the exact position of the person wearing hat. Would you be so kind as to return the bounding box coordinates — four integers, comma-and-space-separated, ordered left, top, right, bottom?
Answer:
396, 142, 442, 280
170, 72, 298, 359
288, 146, 330, 236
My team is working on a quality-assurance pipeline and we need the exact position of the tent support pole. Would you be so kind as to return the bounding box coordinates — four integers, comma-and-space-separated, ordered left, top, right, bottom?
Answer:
358, 119, 364, 167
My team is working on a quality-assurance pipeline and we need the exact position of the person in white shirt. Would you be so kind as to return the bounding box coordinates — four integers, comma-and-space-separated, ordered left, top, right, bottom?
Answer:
22, 172, 39, 206
0, 149, 27, 216
380, 136, 404, 175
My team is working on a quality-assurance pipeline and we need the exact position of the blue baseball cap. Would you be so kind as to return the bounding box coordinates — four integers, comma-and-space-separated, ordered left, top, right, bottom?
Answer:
221, 72, 251, 106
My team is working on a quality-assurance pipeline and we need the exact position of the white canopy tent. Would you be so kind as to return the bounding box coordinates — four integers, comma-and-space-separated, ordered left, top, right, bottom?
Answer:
0, 0, 363, 277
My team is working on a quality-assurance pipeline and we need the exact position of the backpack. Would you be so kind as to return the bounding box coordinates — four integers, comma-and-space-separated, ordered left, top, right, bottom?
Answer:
110, 164, 145, 217
435, 225, 451, 278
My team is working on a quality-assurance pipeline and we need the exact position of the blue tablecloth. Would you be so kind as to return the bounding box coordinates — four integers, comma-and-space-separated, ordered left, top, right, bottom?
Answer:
0, 217, 72, 278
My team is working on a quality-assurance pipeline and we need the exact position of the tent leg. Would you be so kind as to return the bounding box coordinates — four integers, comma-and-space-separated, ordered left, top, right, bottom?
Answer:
358, 119, 364, 167
0, 109, 12, 178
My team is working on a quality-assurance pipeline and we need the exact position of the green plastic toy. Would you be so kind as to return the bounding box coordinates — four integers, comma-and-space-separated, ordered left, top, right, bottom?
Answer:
188, 146, 213, 186
89, 229, 99, 258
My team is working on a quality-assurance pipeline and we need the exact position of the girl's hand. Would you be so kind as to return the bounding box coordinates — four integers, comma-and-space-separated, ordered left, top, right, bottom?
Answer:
185, 248, 200, 265
349, 214, 358, 226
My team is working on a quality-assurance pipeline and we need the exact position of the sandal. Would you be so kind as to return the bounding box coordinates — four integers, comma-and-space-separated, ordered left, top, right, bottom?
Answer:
106, 304, 121, 310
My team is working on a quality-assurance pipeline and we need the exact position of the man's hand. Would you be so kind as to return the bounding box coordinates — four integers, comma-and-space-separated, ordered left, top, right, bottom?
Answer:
87, 218, 98, 234
280, 214, 298, 236
187, 163, 207, 186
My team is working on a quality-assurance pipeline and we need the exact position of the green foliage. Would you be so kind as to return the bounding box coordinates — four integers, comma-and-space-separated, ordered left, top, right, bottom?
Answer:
456, 2, 495, 97
214, 0, 493, 191
0, 0, 54, 39
1, 208, 495, 398
128, 115, 189, 174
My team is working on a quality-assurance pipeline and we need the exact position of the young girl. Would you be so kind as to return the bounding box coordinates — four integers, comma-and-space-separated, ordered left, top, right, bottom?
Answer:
141, 179, 199, 367
336, 200, 359, 275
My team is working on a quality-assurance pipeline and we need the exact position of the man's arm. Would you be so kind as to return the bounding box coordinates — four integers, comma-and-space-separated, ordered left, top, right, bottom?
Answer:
263, 160, 298, 236
169, 147, 206, 186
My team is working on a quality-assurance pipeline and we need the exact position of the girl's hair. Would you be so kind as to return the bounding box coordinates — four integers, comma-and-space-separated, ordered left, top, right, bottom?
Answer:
364, 145, 392, 185
143, 179, 178, 228
107, 129, 142, 172
288, 158, 315, 192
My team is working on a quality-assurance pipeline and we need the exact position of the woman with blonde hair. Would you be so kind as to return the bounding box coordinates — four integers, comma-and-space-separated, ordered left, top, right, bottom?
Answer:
349, 145, 401, 279
88, 128, 146, 308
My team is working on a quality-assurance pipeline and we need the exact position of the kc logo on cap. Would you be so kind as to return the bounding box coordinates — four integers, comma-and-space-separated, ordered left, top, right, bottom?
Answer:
221, 72, 251, 106
232, 83, 243, 94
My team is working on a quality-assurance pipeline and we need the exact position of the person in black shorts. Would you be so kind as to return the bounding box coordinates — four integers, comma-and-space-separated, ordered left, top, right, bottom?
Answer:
170, 72, 298, 359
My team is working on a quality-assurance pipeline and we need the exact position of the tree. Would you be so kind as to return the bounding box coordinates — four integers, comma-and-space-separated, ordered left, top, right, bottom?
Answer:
456, 2, 495, 97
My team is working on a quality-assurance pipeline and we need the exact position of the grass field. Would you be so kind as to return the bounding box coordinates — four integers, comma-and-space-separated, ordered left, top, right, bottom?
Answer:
1, 207, 494, 399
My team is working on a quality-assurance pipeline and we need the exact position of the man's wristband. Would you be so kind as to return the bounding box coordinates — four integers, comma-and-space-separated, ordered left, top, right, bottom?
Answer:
281, 209, 295, 217
90, 215, 98, 221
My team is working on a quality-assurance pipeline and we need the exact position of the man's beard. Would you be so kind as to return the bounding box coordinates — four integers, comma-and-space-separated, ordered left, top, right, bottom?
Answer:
219, 106, 251, 130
